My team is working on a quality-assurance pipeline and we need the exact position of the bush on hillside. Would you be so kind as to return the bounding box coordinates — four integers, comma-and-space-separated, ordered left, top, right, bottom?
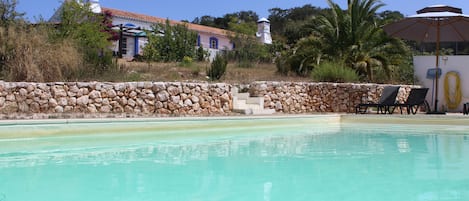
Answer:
207, 54, 227, 81
275, 53, 290, 76
0, 25, 82, 82
311, 61, 359, 83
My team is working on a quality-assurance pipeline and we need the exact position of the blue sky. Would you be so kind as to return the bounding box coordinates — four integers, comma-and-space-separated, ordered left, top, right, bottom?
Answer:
17, 0, 469, 22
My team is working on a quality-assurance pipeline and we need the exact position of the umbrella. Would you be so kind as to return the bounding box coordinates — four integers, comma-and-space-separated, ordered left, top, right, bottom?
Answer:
383, 5, 469, 113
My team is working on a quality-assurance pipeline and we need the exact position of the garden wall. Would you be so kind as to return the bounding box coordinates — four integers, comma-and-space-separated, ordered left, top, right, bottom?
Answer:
249, 81, 417, 113
0, 81, 418, 118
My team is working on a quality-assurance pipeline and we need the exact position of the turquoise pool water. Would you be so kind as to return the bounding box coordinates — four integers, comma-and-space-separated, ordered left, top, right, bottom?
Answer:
0, 117, 469, 201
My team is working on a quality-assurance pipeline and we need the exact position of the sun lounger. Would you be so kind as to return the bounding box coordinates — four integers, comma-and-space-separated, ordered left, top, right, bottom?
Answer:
389, 88, 429, 114
463, 102, 469, 115
355, 86, 400, 114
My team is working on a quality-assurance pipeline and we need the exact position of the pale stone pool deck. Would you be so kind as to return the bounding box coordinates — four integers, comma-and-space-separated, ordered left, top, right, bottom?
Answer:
0, 113, 467, 142
0, 113, 467, 125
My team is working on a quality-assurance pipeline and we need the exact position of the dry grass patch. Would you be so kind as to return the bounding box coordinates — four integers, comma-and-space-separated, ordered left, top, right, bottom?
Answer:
110, 60, 310, 83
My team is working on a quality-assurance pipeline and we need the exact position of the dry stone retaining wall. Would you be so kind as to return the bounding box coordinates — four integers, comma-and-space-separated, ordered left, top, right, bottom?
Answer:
248, 81, 417, 113
0, 81, 418, 116
0, 81, 232, 116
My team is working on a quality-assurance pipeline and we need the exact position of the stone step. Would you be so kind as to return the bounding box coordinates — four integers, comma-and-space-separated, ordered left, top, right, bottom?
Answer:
232, 108, 276, 115
232, 86, 273, 115
236, 92, 250, 100
251, 108, 276, 115
246, 97, 264, 107
233, 103, 263, 110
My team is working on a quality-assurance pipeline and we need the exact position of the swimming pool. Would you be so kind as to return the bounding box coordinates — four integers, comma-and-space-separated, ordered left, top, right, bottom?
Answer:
0, 115, 468, 201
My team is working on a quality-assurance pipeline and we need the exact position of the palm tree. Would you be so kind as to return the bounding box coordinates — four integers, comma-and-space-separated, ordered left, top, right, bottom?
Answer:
310, 0, 408, 81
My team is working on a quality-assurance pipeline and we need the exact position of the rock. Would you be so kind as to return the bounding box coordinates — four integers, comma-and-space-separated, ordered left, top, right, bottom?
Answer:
30, 102, 40, 113
117, 96, 128, 106
127, 82, 138, 91
89, 90, 101, 99
113, 105, 124, 113
79, 88, 89, 96
68, 97, 77, 106
26, 84, 35, 92
77, 82, 90, 88
183, 99, 193, 107
19, 88, 28, 96
18, 101, 29, 112
99, 105, 112, 113
152, 82, 166, 92
155, 101, 164, 109
2, 102, 18, 113
124, 105, 134, 113
146, 93, 155, 100
0, 97, 5, 107
128, 91, 138, 99
52, 86, 67, 97
49, 98, 58, 107
167, 85, 180, 96
114, 83, 126, 91
220, 93, 230, 104
87, 105, 98, 113
191, 96, 200, 103
58, 97, 68, 106
156, 91, 170, 102
77, 96, 90, 106
55, 106, 64, 113
171, 95, 180, 104
143, 82, 153, 89
6, 94, 15, 101
128, 99, 136, 107
69, 85, 80, 93
104, 89, 117, 98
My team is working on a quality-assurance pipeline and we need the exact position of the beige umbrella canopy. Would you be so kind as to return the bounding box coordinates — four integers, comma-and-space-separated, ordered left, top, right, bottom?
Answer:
383, 5, 469, 113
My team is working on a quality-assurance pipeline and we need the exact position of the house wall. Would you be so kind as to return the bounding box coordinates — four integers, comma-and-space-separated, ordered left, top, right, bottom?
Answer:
413, 55, 469, 112
112, 16, 233, 59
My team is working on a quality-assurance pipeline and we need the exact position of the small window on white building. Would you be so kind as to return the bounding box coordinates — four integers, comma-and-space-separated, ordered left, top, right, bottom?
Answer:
209, 37, 218, 49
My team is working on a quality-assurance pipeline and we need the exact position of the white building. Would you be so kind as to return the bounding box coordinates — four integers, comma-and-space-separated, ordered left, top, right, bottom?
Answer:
50, 0, 273, 61
256, 18, 272, 45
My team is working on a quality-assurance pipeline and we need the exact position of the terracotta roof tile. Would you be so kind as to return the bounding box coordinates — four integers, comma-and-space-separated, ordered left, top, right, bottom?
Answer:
102, 7, 232, 37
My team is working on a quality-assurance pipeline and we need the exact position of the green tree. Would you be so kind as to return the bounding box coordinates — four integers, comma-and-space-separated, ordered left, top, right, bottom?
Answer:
143, 19, 197, 62
268, 5, 323, 45
53, 0, 113, 74
0, 0, 24, 73
225, 13, 272, 68
280, 35, 325, 76
307, 0, 409, 81
0, 0, 24, 28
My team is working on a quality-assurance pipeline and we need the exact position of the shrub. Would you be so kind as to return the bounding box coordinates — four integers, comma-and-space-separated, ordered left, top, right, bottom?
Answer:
275, 53, 290, 76
179, 56, 193, 67
0, 25, 82, 82
311, 61, 359, 83
207, 54, 227, 81
196, 45, 207, 62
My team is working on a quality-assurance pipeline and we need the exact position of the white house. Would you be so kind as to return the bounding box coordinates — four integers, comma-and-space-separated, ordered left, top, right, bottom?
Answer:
50, 0, 272, 61
103, 7, 235, 60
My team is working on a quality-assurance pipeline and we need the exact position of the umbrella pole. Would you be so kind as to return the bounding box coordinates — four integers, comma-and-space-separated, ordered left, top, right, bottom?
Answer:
434, 20, 440, 113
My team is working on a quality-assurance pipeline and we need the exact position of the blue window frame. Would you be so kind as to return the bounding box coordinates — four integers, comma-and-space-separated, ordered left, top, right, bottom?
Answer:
197, 35, 201, 47
209, 37, 218, 49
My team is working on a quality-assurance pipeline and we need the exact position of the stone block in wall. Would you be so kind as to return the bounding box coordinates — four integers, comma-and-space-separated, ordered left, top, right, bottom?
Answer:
2, 101, 18, 113
77, 95, 90, 106
156, 91, 169, 102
